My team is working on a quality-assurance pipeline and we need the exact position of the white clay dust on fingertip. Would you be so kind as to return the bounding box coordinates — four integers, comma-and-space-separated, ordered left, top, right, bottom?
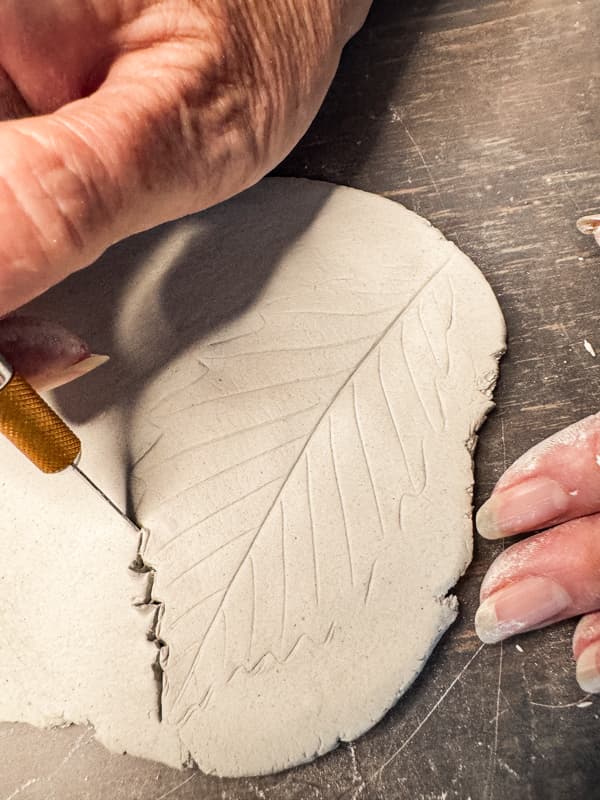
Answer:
496, 413, 600, 489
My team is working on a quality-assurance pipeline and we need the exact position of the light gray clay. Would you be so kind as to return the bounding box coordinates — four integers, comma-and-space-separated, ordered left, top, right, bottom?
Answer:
0, 179, 505, 776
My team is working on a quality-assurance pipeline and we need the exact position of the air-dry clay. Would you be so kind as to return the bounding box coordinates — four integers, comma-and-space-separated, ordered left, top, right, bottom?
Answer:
0, 179, 505, 777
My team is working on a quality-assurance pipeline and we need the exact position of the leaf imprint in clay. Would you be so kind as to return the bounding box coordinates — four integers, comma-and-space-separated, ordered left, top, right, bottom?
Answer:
0, 178, 504, 777
129, 179, 506, 776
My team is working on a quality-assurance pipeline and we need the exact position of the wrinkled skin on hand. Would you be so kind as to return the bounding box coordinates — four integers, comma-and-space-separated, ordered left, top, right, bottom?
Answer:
0, 0, 371, 387
476, 412, 600, 694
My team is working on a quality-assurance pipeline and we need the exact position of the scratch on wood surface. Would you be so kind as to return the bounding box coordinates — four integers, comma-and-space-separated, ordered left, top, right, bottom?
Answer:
556, 322, 589, 371
346, 644, 485, 797
499, 417, 507, 469
151, 772, 197, 800
487, 707, 508, 726
397, 114, 444, 209
498, 759, 519, 780
530, 694, 592, 710
484, 640, 504, 800
347, 741, 366, 795
2, 728, 95, 800
3, 778, 39, 800
483, 416, 510, 800
544, 148, 581, 213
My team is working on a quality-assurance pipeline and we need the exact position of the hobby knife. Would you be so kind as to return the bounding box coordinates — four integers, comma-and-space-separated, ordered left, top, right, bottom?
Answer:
0, 353, 140, 532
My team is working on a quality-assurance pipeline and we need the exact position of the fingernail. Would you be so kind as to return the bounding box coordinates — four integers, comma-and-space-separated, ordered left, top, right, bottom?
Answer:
44, 353, 109, 390
475, 576, 571, 644
577, 214, 600, 234
576, 641, 600, 693
476, 477, 570, 539
576, 215, 600, 247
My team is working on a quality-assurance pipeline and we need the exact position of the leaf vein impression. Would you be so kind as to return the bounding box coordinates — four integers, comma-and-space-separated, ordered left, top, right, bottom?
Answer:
329, 416, 354, 587
166, 527, 256, 588
204, 332, 376, 360
169, 255, 455, 715
400, 321, 436, 430
306, 453, 320, 608
353, 381, 384, 536
154, 368, 349, 417
152, 401, 320, 470
169, 586, 226, 630
377, 347, 417, 495
280, 501, 288, 644
154, 475, 283, 555
165, 434, 305, 506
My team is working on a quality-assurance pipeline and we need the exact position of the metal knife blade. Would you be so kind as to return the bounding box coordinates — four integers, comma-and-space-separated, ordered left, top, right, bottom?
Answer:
71, 463, 142, 533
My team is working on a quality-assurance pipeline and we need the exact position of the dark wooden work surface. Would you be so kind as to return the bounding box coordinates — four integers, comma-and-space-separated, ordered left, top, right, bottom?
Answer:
2, 1, 599, 798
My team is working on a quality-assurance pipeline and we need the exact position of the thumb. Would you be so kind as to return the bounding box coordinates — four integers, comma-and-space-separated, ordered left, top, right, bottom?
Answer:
0, 69, 247, 316
0, 98, 130, 314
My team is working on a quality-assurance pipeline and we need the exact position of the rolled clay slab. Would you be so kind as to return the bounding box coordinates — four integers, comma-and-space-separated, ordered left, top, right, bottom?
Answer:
0, 179, 505, 777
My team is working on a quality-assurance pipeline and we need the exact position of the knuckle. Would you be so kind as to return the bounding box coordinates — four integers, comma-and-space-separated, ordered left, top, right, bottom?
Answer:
3, 127, 98, 262
0, 123, 118, 311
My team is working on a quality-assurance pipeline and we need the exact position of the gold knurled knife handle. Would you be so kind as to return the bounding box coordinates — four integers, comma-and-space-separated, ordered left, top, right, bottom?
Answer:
0, 361, 81, 474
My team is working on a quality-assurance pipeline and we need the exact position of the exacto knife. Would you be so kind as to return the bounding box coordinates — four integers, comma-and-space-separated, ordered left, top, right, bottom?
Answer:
0, 353, 140, 532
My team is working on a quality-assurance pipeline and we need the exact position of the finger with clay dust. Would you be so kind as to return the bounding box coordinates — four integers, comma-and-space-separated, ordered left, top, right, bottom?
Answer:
475, 515, 600, 648
476, 414, 600, 539
475, 413, 600, 695
473, 215, 600, 685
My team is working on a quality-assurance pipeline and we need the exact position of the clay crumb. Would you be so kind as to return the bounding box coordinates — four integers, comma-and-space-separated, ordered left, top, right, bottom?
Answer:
584, 339, 596, 358
515, 644, 524, 653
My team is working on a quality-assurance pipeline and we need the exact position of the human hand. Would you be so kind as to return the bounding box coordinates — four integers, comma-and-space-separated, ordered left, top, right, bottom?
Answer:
475, 413, 600, 693
0, 0, 371, 388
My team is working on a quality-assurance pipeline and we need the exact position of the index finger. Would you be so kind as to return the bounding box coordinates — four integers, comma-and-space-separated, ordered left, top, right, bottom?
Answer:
476, 413, 600, 539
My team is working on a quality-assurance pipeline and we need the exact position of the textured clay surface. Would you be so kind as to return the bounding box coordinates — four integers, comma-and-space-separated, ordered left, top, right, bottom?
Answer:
0, 179, 504, 777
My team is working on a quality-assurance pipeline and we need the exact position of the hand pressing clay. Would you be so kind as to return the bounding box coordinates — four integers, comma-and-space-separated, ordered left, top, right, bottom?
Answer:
0, 179, 505, 777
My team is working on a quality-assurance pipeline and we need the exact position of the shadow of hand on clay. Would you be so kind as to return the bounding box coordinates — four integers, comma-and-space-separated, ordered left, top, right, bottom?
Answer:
23, 1, 438, 513
27, 185, 328, 425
